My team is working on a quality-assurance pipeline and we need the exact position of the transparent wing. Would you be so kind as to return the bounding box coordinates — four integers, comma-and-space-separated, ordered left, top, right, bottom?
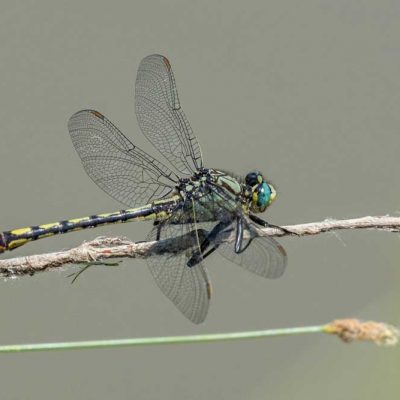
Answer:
146, 203, 214, 324
135, 54, 203, 176
216, 221, 287, 279
68, 110, 179, 208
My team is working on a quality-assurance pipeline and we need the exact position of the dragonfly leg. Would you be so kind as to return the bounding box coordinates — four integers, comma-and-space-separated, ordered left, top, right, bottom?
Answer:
249, 214, 297, 235
234, 216, 244, 253
234, 216, 254, 254
192, 217, 253, 261
199, 245, 219, 261
187, 221, 231, 267
153, 220, 163, 240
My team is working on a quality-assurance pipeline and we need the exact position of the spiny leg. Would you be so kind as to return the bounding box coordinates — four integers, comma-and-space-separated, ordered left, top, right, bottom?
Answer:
187, 220, 232, 267
192, 216, 255, 262
235, 216, 244, 253
153, 220, 163, 241
234, 216, 254, 254
249, 214, 297, 235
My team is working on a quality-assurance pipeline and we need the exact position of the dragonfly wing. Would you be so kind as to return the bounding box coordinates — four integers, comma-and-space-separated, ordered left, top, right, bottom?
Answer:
135, 54, 203, 176
68, 110, 178, 208
146, 205, 213, 324
216, 222, 287, 279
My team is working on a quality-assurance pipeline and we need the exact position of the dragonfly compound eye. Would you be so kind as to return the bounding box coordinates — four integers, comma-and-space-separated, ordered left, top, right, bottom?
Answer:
250, 181, 276, 213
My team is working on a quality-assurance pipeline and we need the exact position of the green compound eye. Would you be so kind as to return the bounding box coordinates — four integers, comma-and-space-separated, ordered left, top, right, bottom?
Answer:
246, 171, 276, 212
256, 182, 271, 207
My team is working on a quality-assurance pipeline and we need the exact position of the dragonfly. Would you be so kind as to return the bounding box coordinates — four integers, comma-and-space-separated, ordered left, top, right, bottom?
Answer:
0, 54, 287, 323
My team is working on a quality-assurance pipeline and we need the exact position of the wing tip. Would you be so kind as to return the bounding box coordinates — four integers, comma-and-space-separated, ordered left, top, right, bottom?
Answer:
90, 110, 105, 120
68, 110, 106, 130
162, 56, 172, 71
68, 109, 101, 121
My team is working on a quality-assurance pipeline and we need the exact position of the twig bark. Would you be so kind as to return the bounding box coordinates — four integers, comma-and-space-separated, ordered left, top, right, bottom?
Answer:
0, 215, 399, 277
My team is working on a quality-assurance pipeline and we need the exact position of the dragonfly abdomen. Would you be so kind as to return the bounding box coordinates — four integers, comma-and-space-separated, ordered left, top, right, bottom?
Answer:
0, 197, 179, 253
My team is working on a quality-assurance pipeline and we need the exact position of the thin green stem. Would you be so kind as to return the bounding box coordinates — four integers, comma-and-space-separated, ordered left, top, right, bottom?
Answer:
0, 325, 324, 354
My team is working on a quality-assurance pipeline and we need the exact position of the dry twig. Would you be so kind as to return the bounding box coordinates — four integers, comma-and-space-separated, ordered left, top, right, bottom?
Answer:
0, 215, 399, 277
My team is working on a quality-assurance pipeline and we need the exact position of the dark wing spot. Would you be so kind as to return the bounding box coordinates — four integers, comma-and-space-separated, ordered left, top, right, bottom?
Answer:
91, 110, 104, 120
162, 56, 171, 70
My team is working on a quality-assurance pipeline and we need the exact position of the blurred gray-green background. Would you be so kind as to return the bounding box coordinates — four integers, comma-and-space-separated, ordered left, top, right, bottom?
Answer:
0, 1, 399, 399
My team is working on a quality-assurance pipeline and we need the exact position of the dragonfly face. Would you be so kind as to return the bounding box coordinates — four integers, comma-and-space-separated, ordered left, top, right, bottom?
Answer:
245, 171, 276, 213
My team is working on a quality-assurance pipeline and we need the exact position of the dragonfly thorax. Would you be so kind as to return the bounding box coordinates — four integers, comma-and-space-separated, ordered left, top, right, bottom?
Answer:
176, 168, 244, 204
177, 168, 212, 201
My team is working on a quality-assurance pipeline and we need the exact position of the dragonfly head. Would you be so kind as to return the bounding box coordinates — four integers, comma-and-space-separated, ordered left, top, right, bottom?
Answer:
245, 171, 276, 213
